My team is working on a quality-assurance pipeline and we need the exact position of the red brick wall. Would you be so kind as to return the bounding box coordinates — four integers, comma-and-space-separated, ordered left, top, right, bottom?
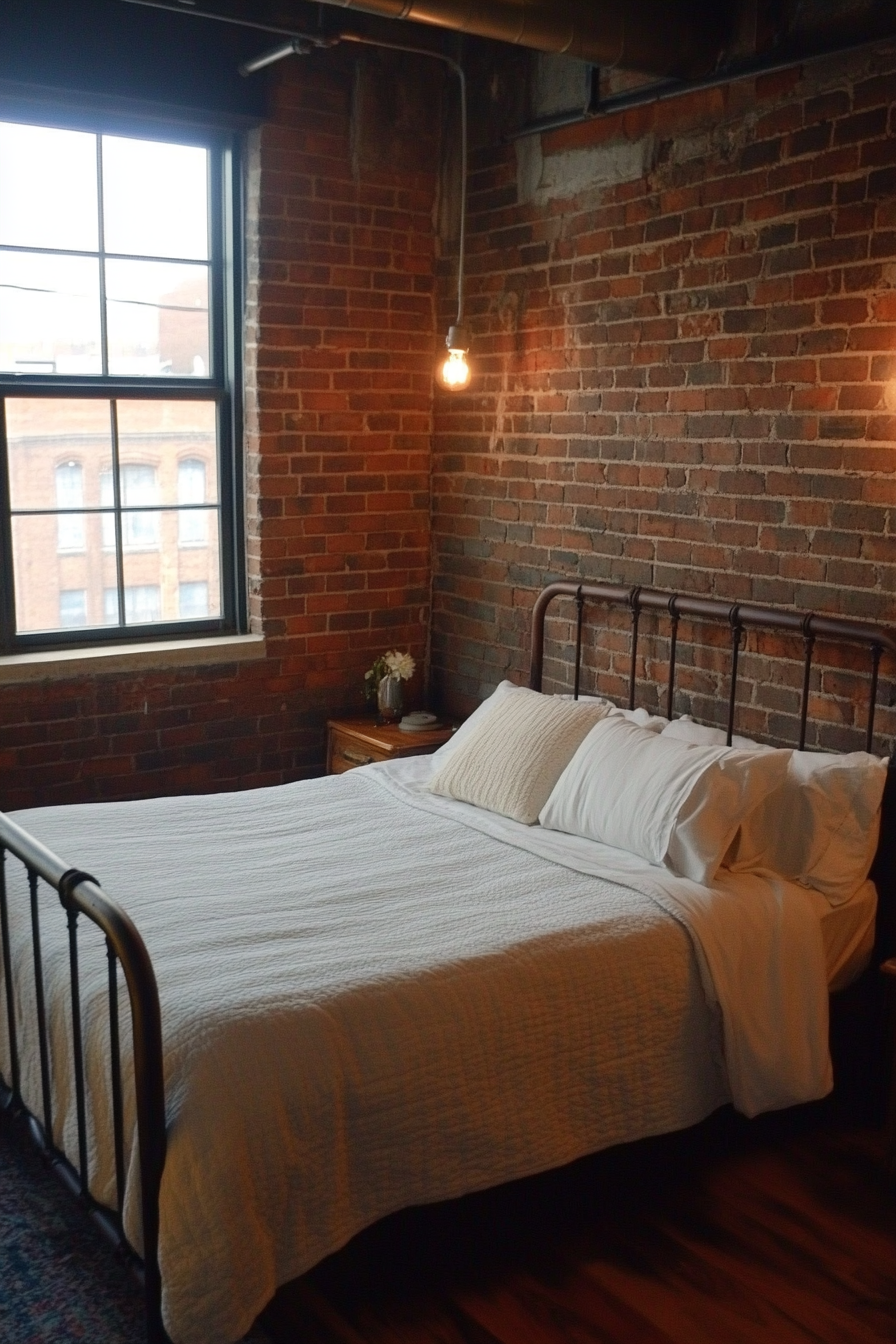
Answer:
431, 44, 896, 752
0, 53, 439, 811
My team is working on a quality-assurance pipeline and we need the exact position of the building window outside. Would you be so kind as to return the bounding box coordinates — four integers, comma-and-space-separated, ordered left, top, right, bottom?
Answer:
0, 115, 241, 649
55, 461, 85, 552
179, 581, 209, 618
178, 458, 207, 546
59, 588, 87, 627
123, 584, 161, 624
121, 463, 160, 550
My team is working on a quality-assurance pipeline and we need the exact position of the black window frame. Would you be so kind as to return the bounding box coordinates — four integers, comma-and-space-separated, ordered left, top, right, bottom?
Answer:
0, 107, 246, 653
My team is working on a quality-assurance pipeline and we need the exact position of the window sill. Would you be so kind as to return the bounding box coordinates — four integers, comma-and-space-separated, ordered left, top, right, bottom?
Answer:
0, 633, 266, 684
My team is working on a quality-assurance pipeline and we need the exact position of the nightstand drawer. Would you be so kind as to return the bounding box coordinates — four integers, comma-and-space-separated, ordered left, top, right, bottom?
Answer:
328, 729, 391, 774
326, 717, 456, 775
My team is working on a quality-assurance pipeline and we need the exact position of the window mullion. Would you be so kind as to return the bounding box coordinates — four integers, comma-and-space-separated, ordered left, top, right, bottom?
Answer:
96, 135, 109, 380
0, 401, 15, 652
110, 400, 125, 627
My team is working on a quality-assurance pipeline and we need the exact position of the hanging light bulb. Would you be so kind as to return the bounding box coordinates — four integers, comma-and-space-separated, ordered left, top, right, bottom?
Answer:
436, 67, 472, 392
436, 324, 472, 391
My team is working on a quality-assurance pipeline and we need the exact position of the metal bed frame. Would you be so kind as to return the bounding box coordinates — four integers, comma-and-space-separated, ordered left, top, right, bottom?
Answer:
1, 580, 895, 1343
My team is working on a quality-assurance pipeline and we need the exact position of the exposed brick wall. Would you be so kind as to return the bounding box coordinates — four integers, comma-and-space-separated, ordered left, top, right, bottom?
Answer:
431, 43, 896, 752
0, 52, 440, 811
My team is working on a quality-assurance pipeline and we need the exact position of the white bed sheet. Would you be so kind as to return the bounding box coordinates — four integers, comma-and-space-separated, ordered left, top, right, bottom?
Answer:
0, 757, 843, 1344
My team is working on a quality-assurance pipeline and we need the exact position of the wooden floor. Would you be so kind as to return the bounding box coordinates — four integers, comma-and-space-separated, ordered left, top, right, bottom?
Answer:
260, 1104, 896, 1344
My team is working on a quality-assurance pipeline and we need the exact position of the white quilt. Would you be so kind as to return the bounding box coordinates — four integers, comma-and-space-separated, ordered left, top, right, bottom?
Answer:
0, 758, 832, 1344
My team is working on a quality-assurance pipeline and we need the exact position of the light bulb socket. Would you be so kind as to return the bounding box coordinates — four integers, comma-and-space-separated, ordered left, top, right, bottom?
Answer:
445, 323, 470, 353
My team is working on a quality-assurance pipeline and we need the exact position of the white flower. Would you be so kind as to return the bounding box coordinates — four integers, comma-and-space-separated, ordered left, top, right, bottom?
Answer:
384, 650, 415, 681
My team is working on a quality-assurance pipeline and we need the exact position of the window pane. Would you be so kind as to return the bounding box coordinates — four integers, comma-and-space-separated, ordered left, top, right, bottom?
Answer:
116, 401, 218, 504
105, 259, 209, 377
0, 252, 102, 375
59, 589, 87, 627
0, 122, 98, 253
6, 399, 113, 510
122, 507, 221, 622
102, 136, 209, 261
11, 512, 116, 633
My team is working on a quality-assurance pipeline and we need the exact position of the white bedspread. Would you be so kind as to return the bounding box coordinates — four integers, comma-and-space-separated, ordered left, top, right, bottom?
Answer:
0, 759, 832, 1344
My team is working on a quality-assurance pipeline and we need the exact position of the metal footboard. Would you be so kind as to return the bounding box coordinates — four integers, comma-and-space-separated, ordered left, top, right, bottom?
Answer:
0, 811, 168, 1344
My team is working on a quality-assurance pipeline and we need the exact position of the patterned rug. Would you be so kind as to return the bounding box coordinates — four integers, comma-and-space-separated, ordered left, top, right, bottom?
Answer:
0, 1104, 272, 1343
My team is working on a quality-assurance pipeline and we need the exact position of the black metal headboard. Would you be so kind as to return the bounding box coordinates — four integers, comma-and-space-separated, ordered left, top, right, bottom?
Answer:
529, 581, 896, 965
530, 581, 896, 753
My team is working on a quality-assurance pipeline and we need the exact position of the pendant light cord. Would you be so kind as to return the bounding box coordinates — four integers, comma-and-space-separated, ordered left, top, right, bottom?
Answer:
334, 33, 467, 327
124, 1, 468, 326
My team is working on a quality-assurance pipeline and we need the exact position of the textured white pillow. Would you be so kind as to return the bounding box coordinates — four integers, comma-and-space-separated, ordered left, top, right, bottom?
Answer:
727, 750, 887, 903
540, 717, 790, 885
427, 688, 611, 825
429, 679, 519, 764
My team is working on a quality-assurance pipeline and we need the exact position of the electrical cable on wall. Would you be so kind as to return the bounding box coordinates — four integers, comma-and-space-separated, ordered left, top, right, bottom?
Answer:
123, 0, 473, 390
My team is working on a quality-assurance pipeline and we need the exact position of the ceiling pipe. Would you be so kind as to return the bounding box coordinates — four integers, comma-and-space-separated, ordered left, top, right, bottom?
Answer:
308, 0, 729, 79
507, 29, 896, 139
123, 0, 729, 80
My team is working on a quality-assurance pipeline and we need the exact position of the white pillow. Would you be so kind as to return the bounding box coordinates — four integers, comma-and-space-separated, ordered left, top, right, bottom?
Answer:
427, 688, 611, 825
539, 717, 790, 885
430, 679, 519, 764
727, 749, 887, 903
662, 717, 761, 750
559, 696, 668, 733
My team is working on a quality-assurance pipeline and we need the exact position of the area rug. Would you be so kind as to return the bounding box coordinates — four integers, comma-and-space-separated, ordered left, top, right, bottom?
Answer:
0, 1104, 271, 1343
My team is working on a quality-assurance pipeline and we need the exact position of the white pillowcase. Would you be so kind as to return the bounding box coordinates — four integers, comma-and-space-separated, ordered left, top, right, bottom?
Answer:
559, 695, 669, 733
662, 718, 888, 902
727, 750, 887, 904
427, 687, 611, 825
661, 717, 761, 750
540, 717, 790, 886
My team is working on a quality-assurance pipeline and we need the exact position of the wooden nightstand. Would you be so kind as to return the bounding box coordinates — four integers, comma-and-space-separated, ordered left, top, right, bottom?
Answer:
326, 717, 456, 775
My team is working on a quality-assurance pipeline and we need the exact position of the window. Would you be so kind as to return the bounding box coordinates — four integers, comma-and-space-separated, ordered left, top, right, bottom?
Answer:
59, 589, 87, 627
0, 116, 242, 649
121, 463, 160, 550
55, 461, 85, 552
179, 581, 209, 618
123, 585, 161, 624
178, 458, 207, 546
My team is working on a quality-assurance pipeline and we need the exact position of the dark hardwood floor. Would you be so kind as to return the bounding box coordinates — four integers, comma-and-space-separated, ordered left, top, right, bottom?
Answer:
260, 1103, 896, 1344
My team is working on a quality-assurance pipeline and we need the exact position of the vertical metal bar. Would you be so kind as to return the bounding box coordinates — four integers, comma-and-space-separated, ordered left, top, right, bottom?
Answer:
573, 587, 584, 700
96, 133, 109, 379
666, 597, 679, 722
110, 400, 126, 627
799, 623, 814, 751
28, 867, 53, 1146
66, 907, 90, 1196
106, 938, 126, 1214
868, 644, 882, 752
0, 848, 21, 1102
727, 608, 742, 746
628, 586, 641, 711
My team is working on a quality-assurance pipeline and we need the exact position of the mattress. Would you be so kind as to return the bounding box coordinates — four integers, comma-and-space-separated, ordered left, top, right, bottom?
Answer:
0, 756, 850, 1344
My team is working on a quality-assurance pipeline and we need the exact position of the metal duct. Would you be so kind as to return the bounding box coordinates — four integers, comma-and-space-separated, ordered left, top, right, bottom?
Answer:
309, 0, 730, 78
